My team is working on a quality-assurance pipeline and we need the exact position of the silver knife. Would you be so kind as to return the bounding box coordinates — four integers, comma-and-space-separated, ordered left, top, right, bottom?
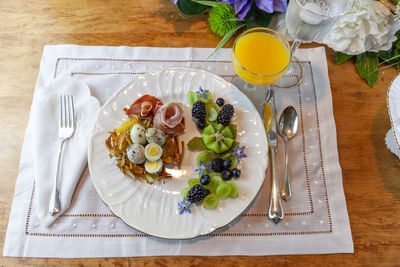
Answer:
265, 92, 284, 224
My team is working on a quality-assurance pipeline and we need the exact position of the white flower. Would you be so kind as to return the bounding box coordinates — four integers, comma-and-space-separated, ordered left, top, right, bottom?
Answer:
323, 0, 400, 55
396, 2, 400, 21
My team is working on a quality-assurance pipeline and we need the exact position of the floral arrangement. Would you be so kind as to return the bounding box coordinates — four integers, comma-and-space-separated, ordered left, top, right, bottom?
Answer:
326, 0, 400, 87
172, 0, 287, 58
172, 0, 400, 87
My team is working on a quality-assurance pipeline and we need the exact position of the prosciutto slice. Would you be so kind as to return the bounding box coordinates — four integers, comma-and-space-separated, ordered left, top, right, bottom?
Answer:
154, 102, 185, 134
124, 95, 163, 119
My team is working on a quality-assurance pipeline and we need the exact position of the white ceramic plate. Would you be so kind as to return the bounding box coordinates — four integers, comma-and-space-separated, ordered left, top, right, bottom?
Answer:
388, 75, 400, 152
88, 67, 268, 239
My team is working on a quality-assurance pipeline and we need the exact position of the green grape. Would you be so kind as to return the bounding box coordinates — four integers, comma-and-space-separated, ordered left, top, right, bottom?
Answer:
216, 184, 231, 198
226, 181, 239, 198
203, 193, 219, 209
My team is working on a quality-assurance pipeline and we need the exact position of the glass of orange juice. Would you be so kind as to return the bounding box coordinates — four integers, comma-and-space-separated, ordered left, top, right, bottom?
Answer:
231, 27, 291, 114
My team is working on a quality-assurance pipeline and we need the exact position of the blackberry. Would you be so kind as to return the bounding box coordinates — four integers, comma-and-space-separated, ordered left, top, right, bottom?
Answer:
187, 184, 210, 203
196, 119, 206, 130
210, 158, 224, 173
216, 98, 225, 107
217, 104, 234, 126
192, 101, 206, 121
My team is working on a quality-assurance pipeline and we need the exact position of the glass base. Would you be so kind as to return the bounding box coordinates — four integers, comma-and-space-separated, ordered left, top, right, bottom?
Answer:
272, 56, 304, 88
231, 77, 271, 117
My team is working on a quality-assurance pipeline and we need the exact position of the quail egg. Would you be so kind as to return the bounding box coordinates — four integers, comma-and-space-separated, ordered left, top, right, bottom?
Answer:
145, 128, 166, 146
126, 144, 146, 164
130, 124, 146, 145
145, 159, 163, 174
144, 143, 163, 161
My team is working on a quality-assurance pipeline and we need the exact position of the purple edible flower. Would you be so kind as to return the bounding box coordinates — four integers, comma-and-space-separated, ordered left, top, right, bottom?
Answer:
219, 0, 287, 21
196, 86, 209, 100
178, 197, 192, 215
234, 0, 252, 21
172, 0, 178, 4
231, 145, 247, 164
195, 160, 211, 176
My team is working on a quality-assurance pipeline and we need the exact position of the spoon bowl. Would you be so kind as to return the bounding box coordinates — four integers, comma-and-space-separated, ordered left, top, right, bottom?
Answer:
278, 106, 299, 201
279, 106, 299, 141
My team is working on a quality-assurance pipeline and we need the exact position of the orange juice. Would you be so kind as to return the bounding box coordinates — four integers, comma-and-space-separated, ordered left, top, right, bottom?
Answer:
232, 31, 290, 85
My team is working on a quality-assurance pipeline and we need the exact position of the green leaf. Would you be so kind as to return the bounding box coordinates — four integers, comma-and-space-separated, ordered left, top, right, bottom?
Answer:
207, 23, 246, 60
377, 50, 393, 61
187, 137, 206, 151
356, 52, 379, 88
177, 0, 208, 15
334, 52, 353, 65
244, 3, 257, 28
255, 9, 273, 27
191, 0, 218, 7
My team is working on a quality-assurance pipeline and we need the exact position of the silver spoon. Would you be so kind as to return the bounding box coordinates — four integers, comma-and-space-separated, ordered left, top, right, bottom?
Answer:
278, 106, 299, 201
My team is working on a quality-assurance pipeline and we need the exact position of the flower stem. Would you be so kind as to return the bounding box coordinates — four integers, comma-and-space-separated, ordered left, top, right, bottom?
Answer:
379, 53, 400, 65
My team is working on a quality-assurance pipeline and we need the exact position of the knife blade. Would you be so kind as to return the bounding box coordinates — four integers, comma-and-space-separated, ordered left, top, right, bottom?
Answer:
265, 93, 283, 224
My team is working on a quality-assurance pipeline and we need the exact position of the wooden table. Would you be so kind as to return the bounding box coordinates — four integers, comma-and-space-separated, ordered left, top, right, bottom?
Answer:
1, 0, 400, 265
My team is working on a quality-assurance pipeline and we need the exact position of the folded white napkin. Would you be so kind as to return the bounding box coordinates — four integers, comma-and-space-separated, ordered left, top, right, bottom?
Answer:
32, 78, 100, 226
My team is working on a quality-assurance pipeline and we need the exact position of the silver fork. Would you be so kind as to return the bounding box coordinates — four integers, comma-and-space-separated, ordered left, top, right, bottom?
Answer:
49, 95, 75, 216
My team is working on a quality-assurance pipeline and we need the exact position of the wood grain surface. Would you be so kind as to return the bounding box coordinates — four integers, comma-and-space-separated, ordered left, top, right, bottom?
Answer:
1, 0, 400, 265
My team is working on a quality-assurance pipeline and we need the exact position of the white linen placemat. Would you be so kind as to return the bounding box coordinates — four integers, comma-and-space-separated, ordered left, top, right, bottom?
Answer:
3, 45, 353, 257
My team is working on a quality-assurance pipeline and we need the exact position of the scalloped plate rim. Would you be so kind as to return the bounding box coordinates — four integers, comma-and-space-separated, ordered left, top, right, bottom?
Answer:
388, 74, 400, 152
87, 67, 268, 239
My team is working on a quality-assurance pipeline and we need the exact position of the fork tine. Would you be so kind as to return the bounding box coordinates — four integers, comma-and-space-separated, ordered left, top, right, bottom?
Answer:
70, 95, 74, 128
67, 95, 71, 128
63, 95, 68, 128
59, 95, 62, 128
66, 95, 71, 128
60, 95, 65, 128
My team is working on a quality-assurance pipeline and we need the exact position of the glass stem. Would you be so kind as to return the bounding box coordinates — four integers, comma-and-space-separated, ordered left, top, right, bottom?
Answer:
291, 39, 302, 56
240, 82, 271, 116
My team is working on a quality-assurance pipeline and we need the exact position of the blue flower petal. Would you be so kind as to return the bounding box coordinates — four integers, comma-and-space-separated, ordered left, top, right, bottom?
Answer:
187, 208, 192, 214
273, 0, 287, 12
218, 0, 235, 4
255, 0, 274, 13
178, 202, 183, 208
179, 208, 185, 215
234, 0, 252, 21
